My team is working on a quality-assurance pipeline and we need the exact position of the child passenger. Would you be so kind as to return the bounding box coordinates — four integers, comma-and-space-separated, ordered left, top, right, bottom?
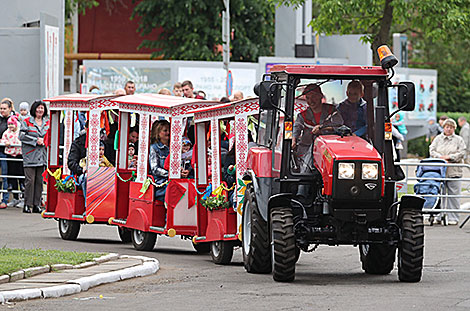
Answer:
181, 137, 193, 178
0, 115, 24, 207
128, 143, 137, 169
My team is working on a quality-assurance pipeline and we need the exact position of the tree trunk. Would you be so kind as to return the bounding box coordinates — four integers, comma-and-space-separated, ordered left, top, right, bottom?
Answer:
372, 0, 394, 65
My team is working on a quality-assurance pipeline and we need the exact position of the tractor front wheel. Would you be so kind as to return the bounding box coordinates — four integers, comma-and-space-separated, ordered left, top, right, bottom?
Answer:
271, 207, 296, 282
131, 229, 157, 251
398, 211, 424, 282
210, 241, 234, 264
58, 219, 81, 241
242, 185, 271, 273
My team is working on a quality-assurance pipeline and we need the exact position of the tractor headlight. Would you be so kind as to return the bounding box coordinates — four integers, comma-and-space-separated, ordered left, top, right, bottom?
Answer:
362, 163, 379, 180
338, 163, 355, 180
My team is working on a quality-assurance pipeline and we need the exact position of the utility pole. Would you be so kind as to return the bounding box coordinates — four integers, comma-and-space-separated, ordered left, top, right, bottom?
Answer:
222, 0, 231, 96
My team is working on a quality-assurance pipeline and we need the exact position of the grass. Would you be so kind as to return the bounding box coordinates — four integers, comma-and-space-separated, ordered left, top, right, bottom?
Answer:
0, 247, 105, 275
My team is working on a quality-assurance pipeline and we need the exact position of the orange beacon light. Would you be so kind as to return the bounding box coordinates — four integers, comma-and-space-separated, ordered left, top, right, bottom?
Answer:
377, 45, 398, 70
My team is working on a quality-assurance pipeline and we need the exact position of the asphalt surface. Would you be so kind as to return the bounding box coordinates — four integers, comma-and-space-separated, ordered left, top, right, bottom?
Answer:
1, 207, 470, 310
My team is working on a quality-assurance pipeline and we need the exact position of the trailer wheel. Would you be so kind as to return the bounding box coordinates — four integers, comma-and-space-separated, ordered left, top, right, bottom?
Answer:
398, 211, 424, 282
193, 242, 210, 254
58, 219, 80, 241
117, 227, 132, 243
271, 207, 296, 282
131, 229, 157, 251
242, 185, 271, 273
210, 241, 234, 264
359, 244, 396, 275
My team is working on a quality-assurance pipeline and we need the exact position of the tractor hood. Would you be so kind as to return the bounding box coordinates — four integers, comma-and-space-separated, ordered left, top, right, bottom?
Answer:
313, 135, 381, 162
313, 135, 384, 197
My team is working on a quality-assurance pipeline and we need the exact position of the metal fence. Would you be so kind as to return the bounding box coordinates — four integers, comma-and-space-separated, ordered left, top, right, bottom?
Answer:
396, 161, 470, 226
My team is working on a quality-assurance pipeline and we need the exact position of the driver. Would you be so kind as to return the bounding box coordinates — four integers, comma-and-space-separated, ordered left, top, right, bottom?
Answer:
292, 84, 343, 156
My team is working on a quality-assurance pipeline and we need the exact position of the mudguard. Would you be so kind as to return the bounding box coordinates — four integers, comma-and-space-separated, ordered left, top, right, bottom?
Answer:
243, 170, 272, 222
125, 208, 150, 232
397, 195, 425, 221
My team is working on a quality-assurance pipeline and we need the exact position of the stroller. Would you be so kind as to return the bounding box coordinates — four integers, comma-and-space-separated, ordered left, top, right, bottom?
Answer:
413, 158, 447, 225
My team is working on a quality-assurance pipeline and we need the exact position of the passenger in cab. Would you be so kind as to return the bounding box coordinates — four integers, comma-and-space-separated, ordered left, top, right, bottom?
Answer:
149, 120, 170, 201
337, 80, 367, 137
292, 84, 343, 156
128, 143, 137, 169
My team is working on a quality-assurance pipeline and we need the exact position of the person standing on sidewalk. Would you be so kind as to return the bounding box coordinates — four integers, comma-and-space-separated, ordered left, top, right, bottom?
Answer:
0, 99, 15, 208
19, 100, 49, 214
429, 118, 466, 225
458, 116, 470, 164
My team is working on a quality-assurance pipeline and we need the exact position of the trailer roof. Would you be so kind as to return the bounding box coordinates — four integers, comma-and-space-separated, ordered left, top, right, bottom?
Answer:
270, 65, 388, 77
44, 93, 107, 103
111, 93, 219, 108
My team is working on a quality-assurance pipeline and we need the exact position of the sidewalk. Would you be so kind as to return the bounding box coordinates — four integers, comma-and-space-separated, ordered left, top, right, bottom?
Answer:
0, 254, 159, 303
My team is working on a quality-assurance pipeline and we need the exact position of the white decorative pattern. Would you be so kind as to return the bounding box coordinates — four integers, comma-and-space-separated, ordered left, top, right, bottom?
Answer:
169, 117, 184, 179
89, 98, 118, 110
193, 106, 235, 123
49, 101, 88, 111
62, 111, 74, 175
87, 110, 101, 168
234, 99, 259, 115
210, 119, 220, 189
136, 113, 150, 182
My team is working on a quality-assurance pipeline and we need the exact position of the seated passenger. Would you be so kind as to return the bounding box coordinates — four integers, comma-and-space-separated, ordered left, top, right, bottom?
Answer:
292, 84, 343, 157
128, 143, 137, 169
79, 142, 114, 168
181, 137, 193, 178
338, 80, 367, 137
149, 120, 170, 201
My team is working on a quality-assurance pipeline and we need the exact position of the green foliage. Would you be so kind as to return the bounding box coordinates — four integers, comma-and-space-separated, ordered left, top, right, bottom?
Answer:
65, 0, 99, 22
55, 178, 77, 193
407, 136, 429, 158
0, 247, 104, 275
132, 0, 275, 61
200, 195, 231, 211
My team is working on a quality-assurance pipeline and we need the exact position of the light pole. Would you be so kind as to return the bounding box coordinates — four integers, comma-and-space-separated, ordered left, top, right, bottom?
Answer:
222, 0, 231, 97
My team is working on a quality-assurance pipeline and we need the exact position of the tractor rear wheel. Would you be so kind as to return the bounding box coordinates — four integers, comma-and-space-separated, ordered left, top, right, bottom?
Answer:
359, 244, 396, 275
118, 227, 132, 243
210, 241, 234, 264
398, 211, 424, 282
58, 219, 81, 241
271, 207, 296, 282
242, 185, 271, 273
131, 229, 157, 251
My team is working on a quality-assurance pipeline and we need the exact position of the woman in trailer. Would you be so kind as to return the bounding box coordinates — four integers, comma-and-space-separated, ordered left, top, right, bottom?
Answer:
19, 100, 49, 214
149, 120, 170, 201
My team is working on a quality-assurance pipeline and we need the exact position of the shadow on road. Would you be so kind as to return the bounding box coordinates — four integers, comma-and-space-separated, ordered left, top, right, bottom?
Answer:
294, 271, 398, 285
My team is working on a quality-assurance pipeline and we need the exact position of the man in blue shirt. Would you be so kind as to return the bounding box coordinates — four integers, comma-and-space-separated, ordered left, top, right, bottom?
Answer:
338, 80, 367, 137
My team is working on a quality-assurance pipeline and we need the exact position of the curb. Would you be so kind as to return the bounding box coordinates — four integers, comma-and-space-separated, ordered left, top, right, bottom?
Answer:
0, 255, 159, 303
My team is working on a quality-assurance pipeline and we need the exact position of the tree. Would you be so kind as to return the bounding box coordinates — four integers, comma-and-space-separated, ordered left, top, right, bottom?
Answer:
132, 0, 275, 62
272, 0, 470, 65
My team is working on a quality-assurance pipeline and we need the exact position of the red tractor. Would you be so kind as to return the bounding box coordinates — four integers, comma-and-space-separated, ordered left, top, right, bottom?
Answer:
241, 48, 425, 282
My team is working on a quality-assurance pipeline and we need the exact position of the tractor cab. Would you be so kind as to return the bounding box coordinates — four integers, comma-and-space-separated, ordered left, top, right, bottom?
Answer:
242, 47, 426, 282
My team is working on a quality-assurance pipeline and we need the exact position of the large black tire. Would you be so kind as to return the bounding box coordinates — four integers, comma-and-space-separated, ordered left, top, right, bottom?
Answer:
210, 241, 234, 264
193, 242, 211, 254
359, 244, 396, 275
118, 227, 132, 243
242, 185, 271, 273
398, 211, 424, 282
58, 219, 81, 241
271, 207, 296, 282
131, 229, 157, 251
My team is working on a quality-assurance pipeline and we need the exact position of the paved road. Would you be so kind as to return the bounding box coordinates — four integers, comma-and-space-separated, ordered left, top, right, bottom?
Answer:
1, 207, 470, 311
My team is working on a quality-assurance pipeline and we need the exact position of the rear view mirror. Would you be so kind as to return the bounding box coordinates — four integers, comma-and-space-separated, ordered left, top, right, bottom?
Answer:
254, 81, 280, 110
397, 82, 415, 111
